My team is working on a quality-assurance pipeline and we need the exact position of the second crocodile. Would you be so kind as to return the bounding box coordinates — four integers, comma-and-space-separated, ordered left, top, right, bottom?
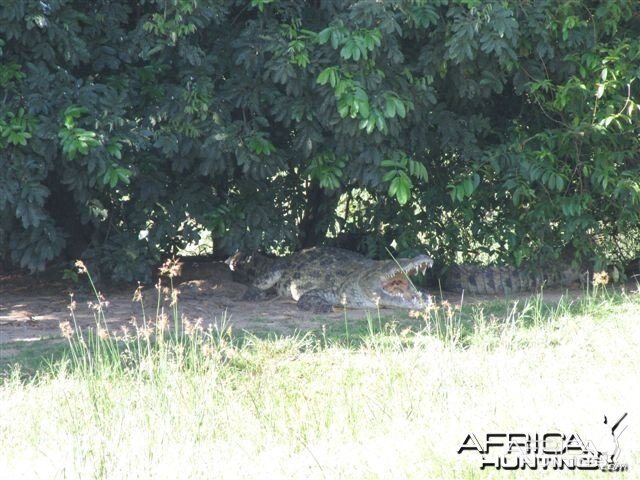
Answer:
440, 262, 586, 295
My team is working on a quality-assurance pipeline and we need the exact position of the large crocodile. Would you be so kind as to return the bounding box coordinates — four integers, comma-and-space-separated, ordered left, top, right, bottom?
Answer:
226, 247, 433, 312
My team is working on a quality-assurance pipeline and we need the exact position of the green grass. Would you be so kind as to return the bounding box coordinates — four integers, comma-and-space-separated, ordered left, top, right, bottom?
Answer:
0, 338, 70, 378
1, 272, 639, 478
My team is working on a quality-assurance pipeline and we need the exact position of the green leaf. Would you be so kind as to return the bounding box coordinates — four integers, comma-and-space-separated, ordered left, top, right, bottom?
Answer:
408, 160, 428, 181
381, 159, 402, 168
384, 96, 396, 118
463, 178, 474, 196
358, 99, 370, 119
337, 98, 350, 118
318, 27, 332, 45
396, 184, 410, 205
382, 170, 397, 182
365, 117, 376, 134
331, 30, 341, 49
340, 40, 354, 60
352, 43, 361, 61
388, 171, 412, 205
317, 67, 337, 86
389, 176, 399, 197
395, 99, 406, 118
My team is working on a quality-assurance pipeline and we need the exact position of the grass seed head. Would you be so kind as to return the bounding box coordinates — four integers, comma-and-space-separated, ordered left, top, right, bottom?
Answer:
409, 298, 439, 320
59, 321, 74, 339
159, 257, 183, 278
385, 320, 399, 334
120, 325, 130, 341
132, 283, 143, 302
157, 312, 169, 332
138, 327, 153, 341
592, 271, 609, 287
170, 289, 180, 306
183, 317, 192, 335
183, 315, 203, 336
74, 260, 88, 274
201, 343, 218, 361
98, 328, 109, 341
400, 326, 413, 337
67, 293, 77, 313
372, 293, 381, 307
98, 291, 109, 308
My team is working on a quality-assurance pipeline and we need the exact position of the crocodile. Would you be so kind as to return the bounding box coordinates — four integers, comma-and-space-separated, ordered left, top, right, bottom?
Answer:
226, 247, 433, 312
439, 262, 586, 295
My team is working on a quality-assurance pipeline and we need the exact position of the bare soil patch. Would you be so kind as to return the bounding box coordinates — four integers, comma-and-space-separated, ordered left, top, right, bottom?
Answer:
0, 260, 404, 345
0, 259, 594, 345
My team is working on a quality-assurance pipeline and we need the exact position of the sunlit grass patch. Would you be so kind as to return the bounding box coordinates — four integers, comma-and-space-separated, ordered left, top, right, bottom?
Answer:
1, 262, 638, 479
0, 338, 69, 379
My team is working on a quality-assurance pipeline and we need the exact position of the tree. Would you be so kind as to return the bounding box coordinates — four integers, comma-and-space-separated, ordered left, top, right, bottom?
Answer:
1, 0, 638, 280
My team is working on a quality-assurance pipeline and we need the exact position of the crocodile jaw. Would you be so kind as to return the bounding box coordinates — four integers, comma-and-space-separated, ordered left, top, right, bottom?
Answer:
360, 255, 433, 309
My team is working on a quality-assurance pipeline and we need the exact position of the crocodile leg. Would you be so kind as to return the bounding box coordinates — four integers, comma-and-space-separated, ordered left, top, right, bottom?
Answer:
241, 285, 278, 301
296, 289, 335, 313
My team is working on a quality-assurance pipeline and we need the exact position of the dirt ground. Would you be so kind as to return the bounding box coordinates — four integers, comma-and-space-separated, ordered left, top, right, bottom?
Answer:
0, 259, 430, 346
0, 258, 602, 350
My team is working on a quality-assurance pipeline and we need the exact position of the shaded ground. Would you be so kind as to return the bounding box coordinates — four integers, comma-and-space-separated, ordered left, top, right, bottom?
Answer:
0, 258, 606, 350
1, 259, 417, 346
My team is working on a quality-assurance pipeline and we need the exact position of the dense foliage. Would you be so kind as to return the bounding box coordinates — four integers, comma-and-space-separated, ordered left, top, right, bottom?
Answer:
1, 0, 639, 280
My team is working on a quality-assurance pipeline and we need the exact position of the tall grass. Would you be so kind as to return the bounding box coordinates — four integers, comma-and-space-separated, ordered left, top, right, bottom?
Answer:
0, 262, 638, 479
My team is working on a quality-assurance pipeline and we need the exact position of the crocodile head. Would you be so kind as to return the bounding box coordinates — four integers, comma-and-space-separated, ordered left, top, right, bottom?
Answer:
355, 254, 433, 309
